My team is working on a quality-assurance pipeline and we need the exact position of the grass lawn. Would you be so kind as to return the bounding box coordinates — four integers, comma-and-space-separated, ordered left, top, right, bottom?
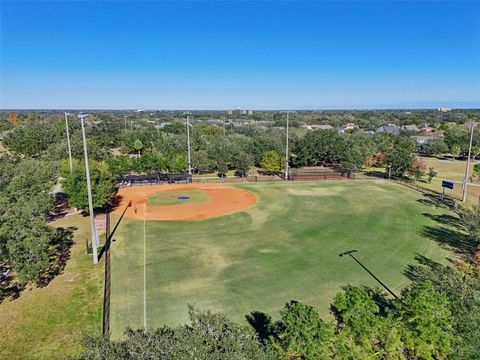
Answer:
0, 214, 104, 360
361, 158, 480, 208
110, 180, 452, 338
418, 156, 480, 208
147, 189, 210, 206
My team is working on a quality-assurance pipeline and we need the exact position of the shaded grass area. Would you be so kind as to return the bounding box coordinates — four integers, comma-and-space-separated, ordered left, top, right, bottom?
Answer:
0, 215, 104, 360
147, 189, 210, 206
110, 180, 452, 338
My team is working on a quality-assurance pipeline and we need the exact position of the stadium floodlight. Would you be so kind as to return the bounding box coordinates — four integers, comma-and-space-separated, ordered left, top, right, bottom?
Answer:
78, 113, 99, 265
339, 250, 399, 299
186, 116, 192, 175
462, 120, 476, 203
285, 111, 289, 180
64, 112, 73, 172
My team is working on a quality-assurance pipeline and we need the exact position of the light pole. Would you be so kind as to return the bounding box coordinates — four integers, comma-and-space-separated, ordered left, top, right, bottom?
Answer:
186, 116, 192, 175
462, 120, 476, 203
78, 113, 99, 264
64, 112, 73, 172
285, 111, 289, 180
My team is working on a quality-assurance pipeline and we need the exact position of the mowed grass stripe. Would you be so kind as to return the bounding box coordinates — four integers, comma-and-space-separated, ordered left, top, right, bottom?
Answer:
110, 180, 450, 338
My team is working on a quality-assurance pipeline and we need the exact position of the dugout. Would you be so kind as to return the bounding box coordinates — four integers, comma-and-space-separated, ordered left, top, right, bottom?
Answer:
288, 166, 353, 181
114, 173, 192, 187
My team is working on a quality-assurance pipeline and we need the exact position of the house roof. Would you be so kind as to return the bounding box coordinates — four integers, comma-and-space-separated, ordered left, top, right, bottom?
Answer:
377, 124, 400, 135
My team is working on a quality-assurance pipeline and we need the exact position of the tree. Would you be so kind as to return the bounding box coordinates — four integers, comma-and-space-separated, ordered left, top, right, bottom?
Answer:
409, 157, 427, 182
427, 167, 437, 183
76, 306, 276, 360
332, 286, 385, 358
451, 144, 461, 159
260, 150, 284, 175
192, 150, 214, 173
420, 137, 448, 157
405, 260, 480, 359
385, 136, 415, 178
274, 301, 335, 359
294, 129, 345, 167
61, 159, 115, 210
472, 146, 480, 160
105, 156, 132, 176
7, 112, 20, 125
133, 139, 143, 156
0, 158, 58, 285
397, 281, 453, 359
234, 152, 253, 177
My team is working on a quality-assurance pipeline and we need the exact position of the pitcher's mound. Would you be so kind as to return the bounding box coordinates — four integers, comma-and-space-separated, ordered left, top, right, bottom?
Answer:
113, 183, 256, 221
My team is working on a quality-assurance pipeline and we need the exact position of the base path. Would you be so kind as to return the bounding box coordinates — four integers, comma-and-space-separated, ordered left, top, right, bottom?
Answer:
113, 183, 257, 221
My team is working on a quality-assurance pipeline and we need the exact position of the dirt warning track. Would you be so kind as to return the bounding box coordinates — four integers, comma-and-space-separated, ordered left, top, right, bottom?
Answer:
113, 183, 256, 221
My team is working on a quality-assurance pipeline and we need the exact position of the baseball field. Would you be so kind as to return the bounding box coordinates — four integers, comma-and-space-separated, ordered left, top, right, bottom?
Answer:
109, 180, 451, 338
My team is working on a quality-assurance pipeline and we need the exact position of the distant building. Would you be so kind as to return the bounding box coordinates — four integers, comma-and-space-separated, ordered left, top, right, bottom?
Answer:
438, 107, 451, 112
377, 124, 400, 135
342, 123, 356, 130
227, 108, 254, 115
422, 126, 435, 133
303, 124, 336, 130
207, 119, 223, 125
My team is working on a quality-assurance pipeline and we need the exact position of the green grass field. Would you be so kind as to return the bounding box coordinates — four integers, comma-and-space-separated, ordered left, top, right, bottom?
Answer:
147, 189, 210, 206
109, 180, 452, 338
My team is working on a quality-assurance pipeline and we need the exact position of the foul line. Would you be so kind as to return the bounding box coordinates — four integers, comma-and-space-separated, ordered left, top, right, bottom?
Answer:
143, 202, 147, 331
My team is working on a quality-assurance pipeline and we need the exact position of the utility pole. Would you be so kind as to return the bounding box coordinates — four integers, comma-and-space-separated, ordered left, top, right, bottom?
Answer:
186, 116, 192, 175
462, 120, 476, 203
285, 111, 289, 180
64, 112, 73, 172
78, 114, 98, 265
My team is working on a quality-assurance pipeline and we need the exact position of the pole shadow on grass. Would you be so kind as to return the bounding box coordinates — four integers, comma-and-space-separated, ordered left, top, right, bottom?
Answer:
98, 200, 131, 260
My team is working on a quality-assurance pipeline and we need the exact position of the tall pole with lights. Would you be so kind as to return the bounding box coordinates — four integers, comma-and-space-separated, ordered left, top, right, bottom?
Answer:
78, 114, 98, 264
186, 116, 192, 175
285, 111, 289, 180
64, 112, 73, 172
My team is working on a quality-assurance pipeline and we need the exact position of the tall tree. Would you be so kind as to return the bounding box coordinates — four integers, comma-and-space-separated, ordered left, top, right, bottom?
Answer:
61, 159, 115, 210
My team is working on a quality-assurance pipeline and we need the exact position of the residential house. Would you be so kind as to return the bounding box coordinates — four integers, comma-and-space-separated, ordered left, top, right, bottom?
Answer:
377, 124, 400, 135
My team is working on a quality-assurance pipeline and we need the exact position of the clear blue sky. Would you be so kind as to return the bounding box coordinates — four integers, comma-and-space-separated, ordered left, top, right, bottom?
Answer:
1, 1, 479, 109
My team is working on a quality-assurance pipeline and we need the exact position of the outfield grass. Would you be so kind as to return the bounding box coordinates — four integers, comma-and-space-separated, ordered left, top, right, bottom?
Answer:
0, 214, 104, 360
110, 180, 451, 338
147, 189, 210, 206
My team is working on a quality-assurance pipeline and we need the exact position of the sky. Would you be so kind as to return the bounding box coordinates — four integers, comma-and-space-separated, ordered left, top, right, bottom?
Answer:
1, 1, 479, 110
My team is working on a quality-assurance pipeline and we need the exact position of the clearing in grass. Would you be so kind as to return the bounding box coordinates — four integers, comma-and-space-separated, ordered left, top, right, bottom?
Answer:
109, 180, 451, 338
